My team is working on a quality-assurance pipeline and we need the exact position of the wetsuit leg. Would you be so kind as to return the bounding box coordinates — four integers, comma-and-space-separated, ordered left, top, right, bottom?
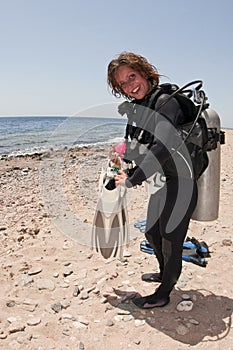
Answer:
145, 186, 167, 276
145, 177, 198, 299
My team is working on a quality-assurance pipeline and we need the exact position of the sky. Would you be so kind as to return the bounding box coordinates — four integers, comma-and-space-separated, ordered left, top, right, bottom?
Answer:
0, 0, 232, 128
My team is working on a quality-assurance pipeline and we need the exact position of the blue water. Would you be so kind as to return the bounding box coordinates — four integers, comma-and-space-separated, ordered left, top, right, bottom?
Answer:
0, 116, 127, 157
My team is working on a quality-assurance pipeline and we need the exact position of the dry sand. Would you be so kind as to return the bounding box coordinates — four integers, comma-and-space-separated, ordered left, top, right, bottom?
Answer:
0, 130, 232, 350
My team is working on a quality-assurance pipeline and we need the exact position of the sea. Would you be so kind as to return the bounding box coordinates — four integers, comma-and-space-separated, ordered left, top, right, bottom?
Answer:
0, 116, 127, 158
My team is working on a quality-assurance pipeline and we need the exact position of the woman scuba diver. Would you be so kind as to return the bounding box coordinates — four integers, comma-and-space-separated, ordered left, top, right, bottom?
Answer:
107, 52, 198, 309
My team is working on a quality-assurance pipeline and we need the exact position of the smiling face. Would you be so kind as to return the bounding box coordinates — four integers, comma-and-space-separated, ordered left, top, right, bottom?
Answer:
115, 65, 150, 100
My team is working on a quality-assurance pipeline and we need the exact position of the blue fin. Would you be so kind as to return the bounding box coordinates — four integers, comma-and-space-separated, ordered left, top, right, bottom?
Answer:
140, 239, 210, 267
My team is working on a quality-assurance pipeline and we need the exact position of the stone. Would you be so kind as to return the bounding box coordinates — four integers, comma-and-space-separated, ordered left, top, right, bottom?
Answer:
51, 302, 62, 313
8, 322, 25, 334
123, 315, 134, 322
176, 300, 194, 312
116, 307, 131, 315
79, 341, 85, 350
73, 321, 87, 329
21, 274, 34, 286
181, 294, 191, 300
28, 267, 43, 276
114, 315, 123, 322
189, 318, 199, 325
123, 250, 132, 257
135, 319, 145, 327
176, 324, 189, 335
76, 316, 89, 326
60, 313, 73, 320
79, 290, 89, 300
106, 319, 114, 327
0, 333, 7, 339
21, 299, 38, 312
60, 300, 70, 309
7, 316, 19, 323
26, 317, 41, 326
73, 286, 80, 297
6, 301, 16, 307
37, 278, 55, 291
127, 271, 135, 276
63, 269, 73, 277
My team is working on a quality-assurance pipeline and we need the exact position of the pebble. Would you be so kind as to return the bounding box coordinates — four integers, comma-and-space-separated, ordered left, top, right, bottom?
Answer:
123, 250, 132, 257
28, 267, 43, 276
79, 290, 89, 300
181, 294, 191, 300
100, 297, 108, 304
8, 322, 25, 334
106, 319, 114, 327
189, 318, 199, 325
76, 316, 89, 326
63, 241, 74, 249
37, 278, 55, 291
60, 300, 70, 309
51, 302, 63, 313
79, 341, 85, 350
73, 321, 87, 329
60, 313, 73, 320
0, 333, 7, 339
114, 315, 123, 322
73, 286, 80, 297
123, 315, 134, 322
26, 317, 41, 326
62, 329, 71, 336
21, 299, 38, 312
21, 274, 34, 286
7, 316, 19, 323
134, 319, 145, 327
176, 300, 194, 312
176, 324, 189, 335
63, 269, 73, 277
127, 271, 135, 276
97, 277, 107, 285
92, 287, 100, 294
6, 301, 16, 307
222, 239, 232, 246
116, 307, 131, 315
121, 280, 130, 285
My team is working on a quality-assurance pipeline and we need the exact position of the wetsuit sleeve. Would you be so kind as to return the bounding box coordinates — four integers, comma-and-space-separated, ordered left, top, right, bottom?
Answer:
125, 95, 184, 187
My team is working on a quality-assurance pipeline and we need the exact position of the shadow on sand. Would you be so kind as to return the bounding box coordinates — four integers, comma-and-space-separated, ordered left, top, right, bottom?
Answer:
106, 288, 232, 345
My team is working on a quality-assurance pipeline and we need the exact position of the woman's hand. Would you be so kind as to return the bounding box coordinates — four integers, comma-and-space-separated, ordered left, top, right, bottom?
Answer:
115, 170, 128, 187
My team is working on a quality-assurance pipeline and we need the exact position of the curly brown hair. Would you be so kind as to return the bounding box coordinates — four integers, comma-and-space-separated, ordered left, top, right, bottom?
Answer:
107, 52, 161, 100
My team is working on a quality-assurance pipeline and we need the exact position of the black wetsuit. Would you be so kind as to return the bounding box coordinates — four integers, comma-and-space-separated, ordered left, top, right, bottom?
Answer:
124, 89, 198, 299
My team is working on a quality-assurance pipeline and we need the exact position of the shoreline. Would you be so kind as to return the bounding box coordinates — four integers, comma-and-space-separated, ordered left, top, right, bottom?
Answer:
0, 129, 232, 348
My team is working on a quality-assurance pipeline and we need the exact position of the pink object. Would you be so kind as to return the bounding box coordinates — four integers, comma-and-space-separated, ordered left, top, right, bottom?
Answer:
115, 141, 126, 156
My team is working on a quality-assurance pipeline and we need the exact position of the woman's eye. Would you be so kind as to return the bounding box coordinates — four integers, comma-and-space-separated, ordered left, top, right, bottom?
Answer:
129, 73, 136, 80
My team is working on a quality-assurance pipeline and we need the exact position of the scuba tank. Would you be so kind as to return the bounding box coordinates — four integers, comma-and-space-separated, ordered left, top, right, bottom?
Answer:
192, 108, 224, 221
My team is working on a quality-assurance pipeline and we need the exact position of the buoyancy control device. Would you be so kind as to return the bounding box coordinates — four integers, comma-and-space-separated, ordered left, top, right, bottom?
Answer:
118, 80, 225, 221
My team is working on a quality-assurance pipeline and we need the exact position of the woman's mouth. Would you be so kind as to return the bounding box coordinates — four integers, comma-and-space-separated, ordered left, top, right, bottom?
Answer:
131, 86, 140, 94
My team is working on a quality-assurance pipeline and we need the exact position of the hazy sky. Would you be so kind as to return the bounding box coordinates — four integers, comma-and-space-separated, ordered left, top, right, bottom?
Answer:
0, 0, 232, 127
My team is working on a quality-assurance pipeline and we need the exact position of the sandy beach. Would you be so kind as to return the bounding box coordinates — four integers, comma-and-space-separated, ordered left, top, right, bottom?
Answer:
0, 129, 232, 350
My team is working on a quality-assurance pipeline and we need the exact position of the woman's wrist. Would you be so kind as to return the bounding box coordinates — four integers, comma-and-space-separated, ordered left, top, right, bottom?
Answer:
125, 178, 133, 188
